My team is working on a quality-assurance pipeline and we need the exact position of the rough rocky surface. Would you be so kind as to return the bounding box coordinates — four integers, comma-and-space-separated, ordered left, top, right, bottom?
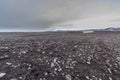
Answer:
0, 31, 120, 80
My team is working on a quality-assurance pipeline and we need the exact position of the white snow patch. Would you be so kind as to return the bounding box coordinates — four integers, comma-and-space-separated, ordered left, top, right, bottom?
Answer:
83, 30, 94, 33
0, 72, 6, 78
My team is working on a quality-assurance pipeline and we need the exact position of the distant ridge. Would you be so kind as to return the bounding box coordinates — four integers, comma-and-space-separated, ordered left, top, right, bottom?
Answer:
83, 27, 120, 32
104, 27, 120, 31
45, 27, 120, 32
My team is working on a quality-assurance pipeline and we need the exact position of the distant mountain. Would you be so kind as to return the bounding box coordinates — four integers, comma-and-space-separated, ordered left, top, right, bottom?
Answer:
104, 27, 120, 31
45, 27, 120, 33
85, 27, 120, 32
45, 29, 79, 32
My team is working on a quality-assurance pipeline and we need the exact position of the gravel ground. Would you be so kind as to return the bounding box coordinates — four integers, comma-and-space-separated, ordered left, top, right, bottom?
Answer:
0, 31, 120, 80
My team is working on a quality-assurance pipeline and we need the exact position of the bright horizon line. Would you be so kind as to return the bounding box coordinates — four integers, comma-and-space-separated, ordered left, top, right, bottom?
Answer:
0, 27, 119, 32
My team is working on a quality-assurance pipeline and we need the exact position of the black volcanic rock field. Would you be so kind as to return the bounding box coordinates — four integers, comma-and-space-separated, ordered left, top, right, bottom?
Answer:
0, 31, 120, 80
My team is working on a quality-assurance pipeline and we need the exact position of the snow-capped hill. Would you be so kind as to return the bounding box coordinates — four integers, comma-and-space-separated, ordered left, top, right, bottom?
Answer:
104, 27, 120, 31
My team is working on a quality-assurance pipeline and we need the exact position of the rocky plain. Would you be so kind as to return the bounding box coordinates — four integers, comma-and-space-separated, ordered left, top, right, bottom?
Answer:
0, 31, 120, 80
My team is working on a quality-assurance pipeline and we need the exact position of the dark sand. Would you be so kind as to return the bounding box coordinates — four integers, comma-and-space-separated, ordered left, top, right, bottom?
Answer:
0, 31, 120, 80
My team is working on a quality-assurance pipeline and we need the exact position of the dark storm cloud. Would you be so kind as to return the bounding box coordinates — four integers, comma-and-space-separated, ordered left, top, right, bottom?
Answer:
0, 0, 120, 31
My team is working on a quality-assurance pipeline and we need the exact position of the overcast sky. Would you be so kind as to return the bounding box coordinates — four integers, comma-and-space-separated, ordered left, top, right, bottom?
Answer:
0, 0, 120, 31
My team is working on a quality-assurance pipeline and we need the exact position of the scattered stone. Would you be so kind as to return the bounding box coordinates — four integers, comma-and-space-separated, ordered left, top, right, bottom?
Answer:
109, 77, 113, 80
6, 62, 12, 65
108, 68, 112, 74
86, 76, 89, 79
117, 57, 120, 61
51, 63, 55, 67
65, 74, 72, 80
0, 32, 120, 80
10, 78, 17, 80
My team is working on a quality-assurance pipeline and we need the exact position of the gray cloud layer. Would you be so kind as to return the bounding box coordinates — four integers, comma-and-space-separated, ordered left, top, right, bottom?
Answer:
0, 0, 120, 31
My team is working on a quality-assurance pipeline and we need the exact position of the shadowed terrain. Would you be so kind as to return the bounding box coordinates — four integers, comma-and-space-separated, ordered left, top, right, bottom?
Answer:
0, 31, 120, 80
